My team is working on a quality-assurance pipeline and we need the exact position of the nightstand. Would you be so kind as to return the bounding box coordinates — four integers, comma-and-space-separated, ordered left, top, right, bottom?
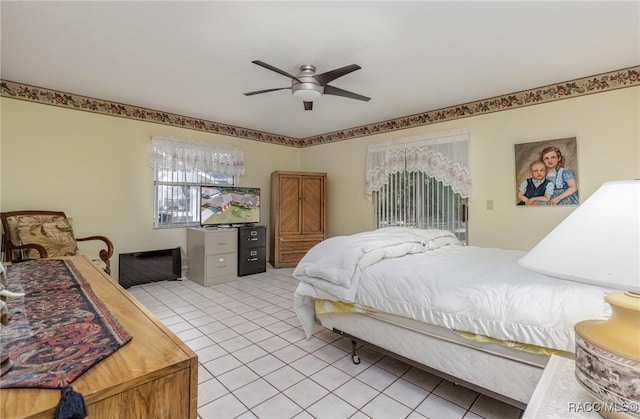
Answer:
524, 355, 602, 418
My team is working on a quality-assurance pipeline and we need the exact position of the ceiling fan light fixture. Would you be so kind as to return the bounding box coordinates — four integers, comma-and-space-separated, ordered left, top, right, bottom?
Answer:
291, 83, 323, 101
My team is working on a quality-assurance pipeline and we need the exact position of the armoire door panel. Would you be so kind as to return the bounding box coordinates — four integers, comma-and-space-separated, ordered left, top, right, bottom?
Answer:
302, 177, 323, 234
279, 176, 301, 234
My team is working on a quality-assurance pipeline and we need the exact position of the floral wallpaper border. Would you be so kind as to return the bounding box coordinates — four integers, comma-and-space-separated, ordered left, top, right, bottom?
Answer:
2, 66, 638, 148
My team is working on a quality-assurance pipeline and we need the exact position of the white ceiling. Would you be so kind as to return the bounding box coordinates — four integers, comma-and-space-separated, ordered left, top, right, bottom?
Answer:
1, 1, 639, 139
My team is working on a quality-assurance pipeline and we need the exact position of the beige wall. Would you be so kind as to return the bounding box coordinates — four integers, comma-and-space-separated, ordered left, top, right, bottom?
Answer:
0, 99, 302, 277
2, 86, 639, 278
302, 87, 640, 249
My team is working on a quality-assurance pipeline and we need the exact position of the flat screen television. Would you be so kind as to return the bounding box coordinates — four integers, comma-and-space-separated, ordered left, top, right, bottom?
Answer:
200, 185, 261, 227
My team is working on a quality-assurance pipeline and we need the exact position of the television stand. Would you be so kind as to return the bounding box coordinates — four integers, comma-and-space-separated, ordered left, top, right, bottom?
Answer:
186, 227, 237, 286
237, 225, 266, 276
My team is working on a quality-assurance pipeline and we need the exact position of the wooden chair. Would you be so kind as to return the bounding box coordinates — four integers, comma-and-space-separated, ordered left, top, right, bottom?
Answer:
1, 210, 114, 275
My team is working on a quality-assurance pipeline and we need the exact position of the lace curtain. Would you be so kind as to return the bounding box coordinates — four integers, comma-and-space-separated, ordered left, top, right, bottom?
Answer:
365, 129, 471, 199
146, 135, 245, 176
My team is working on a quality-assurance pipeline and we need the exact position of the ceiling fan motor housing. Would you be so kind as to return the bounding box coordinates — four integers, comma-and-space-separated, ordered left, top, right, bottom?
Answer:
291, 65, 323, 100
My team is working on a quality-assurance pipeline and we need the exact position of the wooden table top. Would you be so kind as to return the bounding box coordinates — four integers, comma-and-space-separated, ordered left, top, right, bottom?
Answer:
0, 255, 198, 418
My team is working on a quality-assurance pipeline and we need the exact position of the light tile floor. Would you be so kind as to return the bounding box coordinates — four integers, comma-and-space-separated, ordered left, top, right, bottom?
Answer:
126, 266, 524, 419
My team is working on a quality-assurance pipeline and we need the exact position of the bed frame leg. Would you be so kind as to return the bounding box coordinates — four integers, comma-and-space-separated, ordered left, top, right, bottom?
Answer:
350, 340, 361, 364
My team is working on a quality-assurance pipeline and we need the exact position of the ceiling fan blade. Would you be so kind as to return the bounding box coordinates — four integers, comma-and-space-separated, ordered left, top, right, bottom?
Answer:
252, 60, 301, 82
303, 101, 313, 111
313, 64, 361, 86
324, 85, 371, 102
243, 87, 290, 96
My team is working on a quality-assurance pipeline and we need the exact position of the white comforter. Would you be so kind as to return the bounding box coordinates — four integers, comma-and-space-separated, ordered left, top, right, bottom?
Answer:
292, 227, 461, 301
293, 228, 612, 352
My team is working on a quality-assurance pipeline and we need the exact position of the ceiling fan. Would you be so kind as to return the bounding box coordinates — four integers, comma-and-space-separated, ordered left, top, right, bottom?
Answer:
244, 60, 371, 111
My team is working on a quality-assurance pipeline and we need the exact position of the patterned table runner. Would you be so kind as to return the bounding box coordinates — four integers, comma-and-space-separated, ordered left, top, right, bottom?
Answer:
0, 259, 132, 388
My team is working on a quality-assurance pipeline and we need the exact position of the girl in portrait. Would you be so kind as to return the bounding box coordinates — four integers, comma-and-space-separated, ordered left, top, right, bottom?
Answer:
539, 146, 579, 205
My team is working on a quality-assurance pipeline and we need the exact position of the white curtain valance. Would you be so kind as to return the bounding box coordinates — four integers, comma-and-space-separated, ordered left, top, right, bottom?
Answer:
146, 135, 245, 176
365, 129, 471, 199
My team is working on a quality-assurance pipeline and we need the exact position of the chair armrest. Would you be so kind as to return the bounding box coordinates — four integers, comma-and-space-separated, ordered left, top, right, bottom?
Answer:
11, 243, 48, 260
77, 236, 114, 275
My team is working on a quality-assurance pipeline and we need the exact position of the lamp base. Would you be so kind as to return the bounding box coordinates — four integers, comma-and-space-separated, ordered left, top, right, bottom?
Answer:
574, 291, 640, 419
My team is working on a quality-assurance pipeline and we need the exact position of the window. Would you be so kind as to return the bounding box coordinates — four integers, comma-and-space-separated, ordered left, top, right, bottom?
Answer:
146, 136, 245, 228
366, 129, 471, 243
375, 172, 468, 242
153, 169, 234, 228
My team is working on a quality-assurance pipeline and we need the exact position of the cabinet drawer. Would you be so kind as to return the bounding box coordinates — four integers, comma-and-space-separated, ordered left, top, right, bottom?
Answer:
240, 245, 266, 259
238, 247, 266, 276
276, 250, 311, 266
239, 227, 266, 248
276, 238, 323, 267
205, 230, 236, 253
278, 238, 323, 252
206, 252, 236, 277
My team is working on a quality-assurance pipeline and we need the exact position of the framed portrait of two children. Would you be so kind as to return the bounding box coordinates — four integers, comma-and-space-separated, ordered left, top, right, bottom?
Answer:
514, 137, 579, 206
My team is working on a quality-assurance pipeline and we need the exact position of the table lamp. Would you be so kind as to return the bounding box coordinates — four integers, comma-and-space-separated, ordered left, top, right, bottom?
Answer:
519, 179, 640, 419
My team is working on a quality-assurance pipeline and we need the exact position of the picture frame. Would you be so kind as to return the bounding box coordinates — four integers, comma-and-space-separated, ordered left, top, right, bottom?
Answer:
514, 137, 579, 206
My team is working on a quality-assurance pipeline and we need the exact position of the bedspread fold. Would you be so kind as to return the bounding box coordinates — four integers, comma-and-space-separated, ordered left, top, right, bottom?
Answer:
293, 227, 460, 302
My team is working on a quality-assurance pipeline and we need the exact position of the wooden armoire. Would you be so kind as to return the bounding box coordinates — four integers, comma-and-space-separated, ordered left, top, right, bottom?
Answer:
270, 171, 327, 268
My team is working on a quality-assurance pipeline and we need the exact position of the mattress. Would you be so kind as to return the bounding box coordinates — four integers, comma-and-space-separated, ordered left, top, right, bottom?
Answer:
317, 299, 559, 361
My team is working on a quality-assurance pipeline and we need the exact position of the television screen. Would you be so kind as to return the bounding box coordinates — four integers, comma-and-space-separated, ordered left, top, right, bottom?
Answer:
200, 186, 260, 226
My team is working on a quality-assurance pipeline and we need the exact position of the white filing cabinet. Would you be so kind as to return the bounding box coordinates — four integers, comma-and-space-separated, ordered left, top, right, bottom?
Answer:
187, 227, 237, 286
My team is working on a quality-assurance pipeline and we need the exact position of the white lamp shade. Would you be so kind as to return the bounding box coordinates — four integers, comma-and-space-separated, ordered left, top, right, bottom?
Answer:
519, 179, 640, 292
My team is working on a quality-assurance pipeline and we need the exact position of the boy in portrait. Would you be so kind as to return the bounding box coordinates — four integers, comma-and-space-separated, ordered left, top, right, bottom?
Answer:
517, 160, 554, 205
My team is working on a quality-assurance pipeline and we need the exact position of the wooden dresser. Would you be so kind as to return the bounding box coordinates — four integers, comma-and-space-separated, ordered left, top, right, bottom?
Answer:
0, 255, 198, 419
270, 171, 327, 268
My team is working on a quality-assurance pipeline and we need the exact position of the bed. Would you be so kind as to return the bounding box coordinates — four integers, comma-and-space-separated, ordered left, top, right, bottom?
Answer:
292, 227, 612, 409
